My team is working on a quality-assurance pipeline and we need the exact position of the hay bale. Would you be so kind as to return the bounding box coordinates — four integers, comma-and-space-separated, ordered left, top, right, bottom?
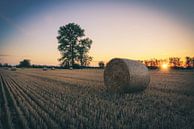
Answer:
51, 67, 55, 70
104, 58, 150, 93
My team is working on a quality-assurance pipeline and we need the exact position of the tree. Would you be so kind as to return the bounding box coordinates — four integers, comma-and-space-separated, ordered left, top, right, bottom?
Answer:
19, 59, 31, 67
185, 56, 192, 68
77, 38, 92, 66
82, 55, 93, 67
192, 57, 194, 68
98, 61, 105, 68
57, 23, 89, 68
169, 57, 181, 67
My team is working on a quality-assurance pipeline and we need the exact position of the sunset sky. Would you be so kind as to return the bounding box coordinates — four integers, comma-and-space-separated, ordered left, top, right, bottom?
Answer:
0, 0, 193, 66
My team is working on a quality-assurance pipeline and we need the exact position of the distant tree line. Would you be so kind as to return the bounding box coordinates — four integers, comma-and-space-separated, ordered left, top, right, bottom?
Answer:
0, 59, 101, 69
0, 63, 11, 67
142, 56, 194, 69
1, 56, 194, 70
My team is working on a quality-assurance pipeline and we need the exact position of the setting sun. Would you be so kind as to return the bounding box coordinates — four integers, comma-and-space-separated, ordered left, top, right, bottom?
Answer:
161, 63, 169, 69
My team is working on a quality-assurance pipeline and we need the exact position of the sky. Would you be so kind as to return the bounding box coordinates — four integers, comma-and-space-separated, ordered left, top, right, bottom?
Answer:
0, 0, 194, 66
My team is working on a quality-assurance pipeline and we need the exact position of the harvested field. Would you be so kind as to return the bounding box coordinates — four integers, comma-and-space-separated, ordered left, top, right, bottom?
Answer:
0, 68, 194, 129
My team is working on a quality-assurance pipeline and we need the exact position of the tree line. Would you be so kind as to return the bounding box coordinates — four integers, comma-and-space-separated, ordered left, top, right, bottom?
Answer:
142, 56, 194, 69
1, 56, 194, 69
0, 59, 105, 69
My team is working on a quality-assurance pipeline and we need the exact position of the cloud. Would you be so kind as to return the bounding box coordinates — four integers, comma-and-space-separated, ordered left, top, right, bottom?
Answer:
0, 54, 10, 57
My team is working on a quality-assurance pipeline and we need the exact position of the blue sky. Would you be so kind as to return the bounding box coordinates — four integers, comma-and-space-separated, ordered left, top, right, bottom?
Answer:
1, 0, 194, 44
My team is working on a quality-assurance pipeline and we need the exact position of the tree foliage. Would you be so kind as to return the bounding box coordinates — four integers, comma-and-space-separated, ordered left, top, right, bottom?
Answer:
98, 61, 105, 68
19, 59, 31, 67
57, 23, 92, 68
169, 57, 181, 67
185, 56, 193, 68
77, 38, 92, 66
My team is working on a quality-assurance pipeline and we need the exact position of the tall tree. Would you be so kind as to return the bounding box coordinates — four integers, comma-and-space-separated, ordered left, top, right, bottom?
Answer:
57, 23, 93, 68
57, 23, 85, 68
77, 38, 92, 66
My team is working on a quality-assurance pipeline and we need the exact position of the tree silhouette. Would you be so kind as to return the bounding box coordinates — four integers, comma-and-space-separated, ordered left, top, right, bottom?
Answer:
57, 23, 93, 68
98, 61, 105, 68
82, 55, 93, 67
169, 57, 181, 67
185, 56, 192, 68
77, 38, 92, 66
19, 59, 31, 67
192, 57, 194, 68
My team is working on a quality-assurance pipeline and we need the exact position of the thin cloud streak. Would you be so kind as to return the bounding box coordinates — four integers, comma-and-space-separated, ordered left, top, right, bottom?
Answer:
0, 54, 10, 57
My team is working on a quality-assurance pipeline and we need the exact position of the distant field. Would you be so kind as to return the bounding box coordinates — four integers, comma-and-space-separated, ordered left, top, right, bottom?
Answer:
0, 68, 194, 129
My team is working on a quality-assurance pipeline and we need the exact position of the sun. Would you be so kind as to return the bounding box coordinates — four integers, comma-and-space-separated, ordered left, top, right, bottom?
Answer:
161, 63, 169, 69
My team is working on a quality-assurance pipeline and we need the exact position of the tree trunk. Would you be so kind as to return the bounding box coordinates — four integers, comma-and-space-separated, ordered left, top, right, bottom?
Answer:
80, 53, 83, 67
81, 58, 83, 67
71, 45, 74, 68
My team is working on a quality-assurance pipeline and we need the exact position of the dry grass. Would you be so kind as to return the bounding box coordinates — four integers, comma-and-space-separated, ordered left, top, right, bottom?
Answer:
0, 68, 194, 129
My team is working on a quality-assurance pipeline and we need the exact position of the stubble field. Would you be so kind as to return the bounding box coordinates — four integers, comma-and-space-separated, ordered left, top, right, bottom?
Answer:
0, 68, 194, 129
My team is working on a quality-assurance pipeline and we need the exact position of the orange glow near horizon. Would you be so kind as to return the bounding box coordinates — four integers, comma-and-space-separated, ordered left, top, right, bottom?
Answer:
161, 63, 169, 70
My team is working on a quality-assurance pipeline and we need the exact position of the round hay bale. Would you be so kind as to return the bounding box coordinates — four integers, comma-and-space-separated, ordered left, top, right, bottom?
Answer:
104, 58, 150, 93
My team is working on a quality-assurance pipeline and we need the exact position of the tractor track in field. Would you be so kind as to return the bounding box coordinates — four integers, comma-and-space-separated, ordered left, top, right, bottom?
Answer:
6, 72, 94, 129
0, 71, 62, 129
0, 72, 25, 129
5, 74, 48, 129
16, 70, 103, 84
6, 73, 62, 129
0, 73, 12, 129
12, 70, 105, 92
